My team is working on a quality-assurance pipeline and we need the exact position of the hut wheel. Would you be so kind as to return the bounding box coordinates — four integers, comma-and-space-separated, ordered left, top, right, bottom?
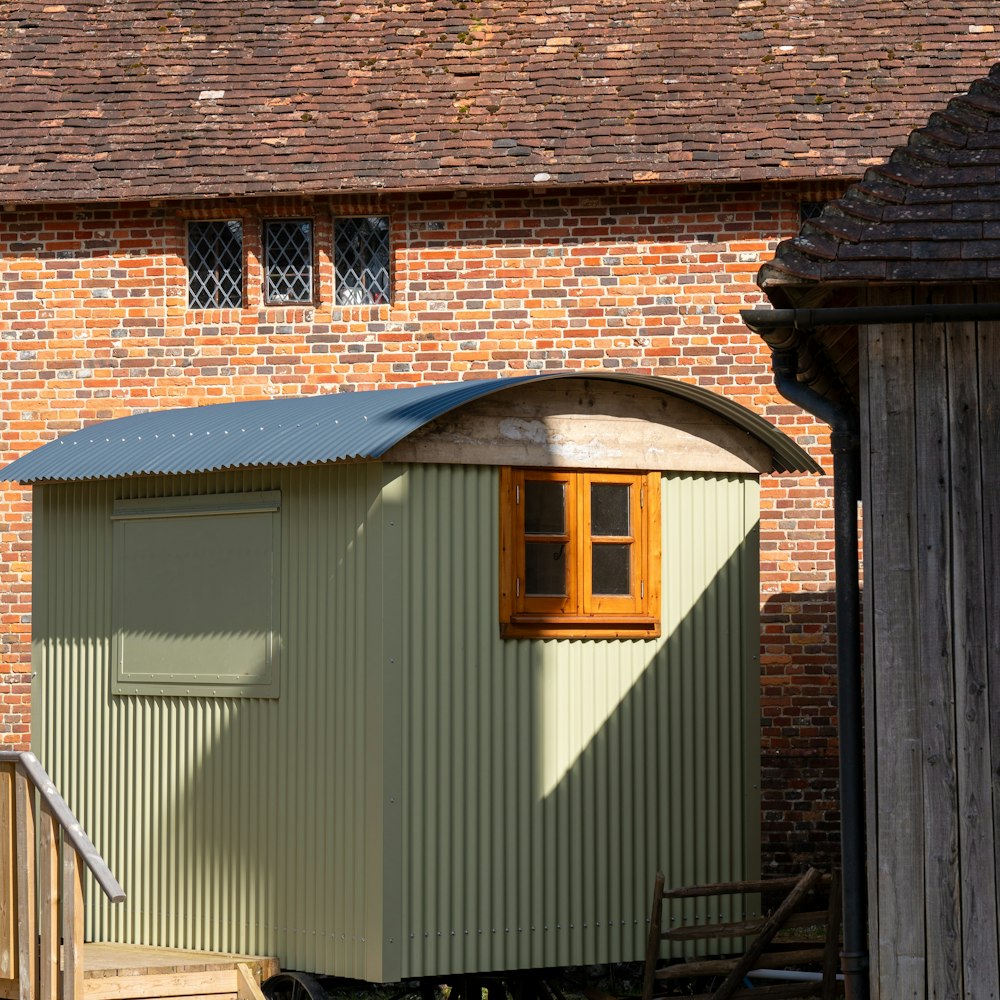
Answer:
262, 972, 330, 1000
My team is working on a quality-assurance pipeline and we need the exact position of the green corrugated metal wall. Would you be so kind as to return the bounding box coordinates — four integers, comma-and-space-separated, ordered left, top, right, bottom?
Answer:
392, 466, 760, 977
33, 466, 390, 981
32, 463, 759, 981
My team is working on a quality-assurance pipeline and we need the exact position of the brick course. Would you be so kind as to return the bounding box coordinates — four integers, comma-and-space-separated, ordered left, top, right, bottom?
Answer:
0, 180, 847, 872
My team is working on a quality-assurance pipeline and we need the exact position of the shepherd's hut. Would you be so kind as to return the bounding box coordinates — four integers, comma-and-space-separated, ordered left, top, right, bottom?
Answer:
2, 372, 817, 987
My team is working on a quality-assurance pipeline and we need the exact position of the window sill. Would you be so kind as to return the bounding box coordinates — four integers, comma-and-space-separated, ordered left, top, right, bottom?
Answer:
500, 614, 660, 640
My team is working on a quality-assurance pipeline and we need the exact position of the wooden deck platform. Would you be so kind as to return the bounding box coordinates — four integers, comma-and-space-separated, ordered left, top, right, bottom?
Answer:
0, 944, 279, 1000
83, 944, 279, 981
82, 945, 279, 1000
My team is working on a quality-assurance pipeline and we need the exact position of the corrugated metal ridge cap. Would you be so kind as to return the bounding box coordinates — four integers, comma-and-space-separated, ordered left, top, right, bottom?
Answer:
1, 373, 821, 484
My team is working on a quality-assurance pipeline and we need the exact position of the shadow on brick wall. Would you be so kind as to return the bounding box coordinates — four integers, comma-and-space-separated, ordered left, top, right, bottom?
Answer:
759, 589, 848, 878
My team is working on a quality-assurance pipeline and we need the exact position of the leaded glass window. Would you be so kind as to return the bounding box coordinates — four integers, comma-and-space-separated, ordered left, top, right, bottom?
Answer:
799, 200, 828, 226
264, 220, 314, 303
334, 216, 390, 305
188, 221, 243, 309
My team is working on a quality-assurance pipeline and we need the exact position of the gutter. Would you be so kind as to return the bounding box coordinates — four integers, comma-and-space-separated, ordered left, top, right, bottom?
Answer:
743, 301, 1000, 332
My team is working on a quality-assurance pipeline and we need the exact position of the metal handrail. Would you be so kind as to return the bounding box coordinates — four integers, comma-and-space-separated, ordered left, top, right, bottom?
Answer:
0, 750, 125, 903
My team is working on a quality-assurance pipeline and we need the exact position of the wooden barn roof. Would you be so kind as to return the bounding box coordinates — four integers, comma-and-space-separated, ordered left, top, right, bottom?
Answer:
760, 62, 1000, 294
2, 1, 1000, 206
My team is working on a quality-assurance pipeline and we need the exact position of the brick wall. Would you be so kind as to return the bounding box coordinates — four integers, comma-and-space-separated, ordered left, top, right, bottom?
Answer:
0, 181, 847, 874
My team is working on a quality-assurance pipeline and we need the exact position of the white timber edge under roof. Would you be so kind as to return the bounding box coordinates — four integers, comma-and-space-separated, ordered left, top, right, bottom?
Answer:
386, 377, 778, 474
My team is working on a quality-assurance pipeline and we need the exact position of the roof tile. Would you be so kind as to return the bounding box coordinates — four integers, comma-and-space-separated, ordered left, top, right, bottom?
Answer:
2, 0, 1000, 204
761, 62, 1000, 290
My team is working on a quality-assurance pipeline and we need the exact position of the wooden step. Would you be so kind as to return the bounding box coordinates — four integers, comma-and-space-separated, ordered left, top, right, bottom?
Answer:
655, 948, 826, 980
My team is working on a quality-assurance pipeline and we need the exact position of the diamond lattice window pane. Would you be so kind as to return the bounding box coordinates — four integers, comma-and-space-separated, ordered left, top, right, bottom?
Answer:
335, 217, 390, 305
188, 221, 243, 309
799, 200, 828, 226
265, 220, 313, 303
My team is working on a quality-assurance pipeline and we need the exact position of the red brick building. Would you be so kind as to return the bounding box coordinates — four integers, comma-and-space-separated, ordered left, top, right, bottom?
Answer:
2, 1, 998, 874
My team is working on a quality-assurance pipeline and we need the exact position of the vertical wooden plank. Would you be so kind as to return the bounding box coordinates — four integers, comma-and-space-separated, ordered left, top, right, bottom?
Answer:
948, 318, 1000, 994
0, 765, 17, 983
980, 309, 1000, 986
62, 847, 84, 1000
37, 807, 57, 1000
862, 302, 926, 999
913, 305, 962, 1000
14, 767, 35, 1000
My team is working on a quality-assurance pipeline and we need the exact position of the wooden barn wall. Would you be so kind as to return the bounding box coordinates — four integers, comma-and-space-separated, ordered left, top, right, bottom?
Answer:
861, 295, 1000, 1000
32, 465, 391, 982
392, 464, 762, 978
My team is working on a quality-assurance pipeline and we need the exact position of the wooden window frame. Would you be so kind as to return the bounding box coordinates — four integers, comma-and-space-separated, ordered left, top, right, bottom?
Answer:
499, 468, 661, 639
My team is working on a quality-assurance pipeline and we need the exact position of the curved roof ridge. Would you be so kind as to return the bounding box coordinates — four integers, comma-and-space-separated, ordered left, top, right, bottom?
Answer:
1, 373, 821, 483
760, 59, 1000, 292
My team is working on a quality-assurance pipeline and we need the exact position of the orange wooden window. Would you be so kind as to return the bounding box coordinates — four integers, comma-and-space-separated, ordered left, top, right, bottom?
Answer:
500, 468, 661, 638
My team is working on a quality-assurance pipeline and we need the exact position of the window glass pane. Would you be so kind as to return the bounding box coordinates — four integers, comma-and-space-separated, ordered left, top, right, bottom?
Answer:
188, 221, 243, 309
591, 483, 630, 536
592, 543, 631, 595
524, 480, 565, 535
265, 220, 313, 302
525, 541, 566, 596
335, 216, 390, 304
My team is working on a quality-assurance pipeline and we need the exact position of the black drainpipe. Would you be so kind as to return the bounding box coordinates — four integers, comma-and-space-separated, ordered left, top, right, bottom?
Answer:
767, 346, 867, 1000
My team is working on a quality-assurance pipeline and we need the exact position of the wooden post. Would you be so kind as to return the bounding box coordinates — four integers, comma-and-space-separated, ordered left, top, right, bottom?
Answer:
14, 767, 35, 1000
236, 964, 267, 1000
821, 870, 842, 1000
38, 807, 58, 1000
0, 765, 17, 984
641, 872, 665, 1000
62, 846, 84, 1000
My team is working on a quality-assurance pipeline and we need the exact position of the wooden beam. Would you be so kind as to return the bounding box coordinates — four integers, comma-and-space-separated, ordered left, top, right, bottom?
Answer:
0, 765, 17, 982
663, 874, 832, 900
14, 767, 35, 1000
655, 949, 826, 980
85, 970, 239, 1000
663, 909, 829, 942
37, 807, 57, 1000
641, 872, 664, 1000
235, 964, 266, 1000
820, 870, 842, 1000
62, 847, 85, 1000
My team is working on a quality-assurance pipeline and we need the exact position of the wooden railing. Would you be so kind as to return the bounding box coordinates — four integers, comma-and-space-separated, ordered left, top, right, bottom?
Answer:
0, 752, 125, 1000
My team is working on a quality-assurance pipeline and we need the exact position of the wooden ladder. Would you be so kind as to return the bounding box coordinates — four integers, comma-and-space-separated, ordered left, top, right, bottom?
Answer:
0, 751, 125, 1000
641, 868, 843, 1000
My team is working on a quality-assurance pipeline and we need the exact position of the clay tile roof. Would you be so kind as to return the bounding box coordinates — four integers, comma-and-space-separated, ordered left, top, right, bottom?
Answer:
2, 1, 1000, 205
760, 61, 1000, 291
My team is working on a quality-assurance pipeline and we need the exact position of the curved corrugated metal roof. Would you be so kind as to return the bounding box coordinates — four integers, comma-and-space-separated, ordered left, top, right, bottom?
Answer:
1, 373, 821, 484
